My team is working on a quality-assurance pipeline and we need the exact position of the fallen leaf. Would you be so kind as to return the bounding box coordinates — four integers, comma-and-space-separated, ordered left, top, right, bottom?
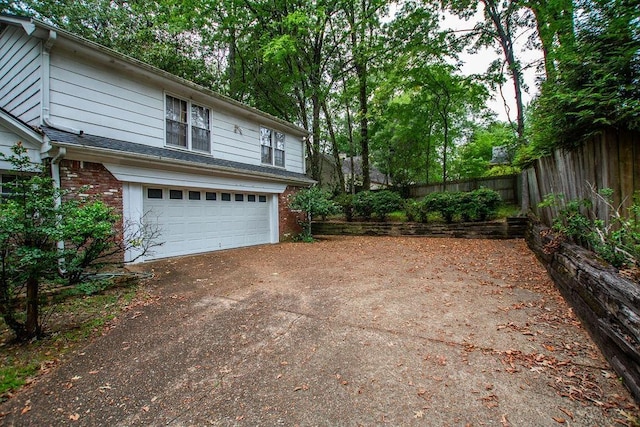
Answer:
69, 413, 80, 421
89, 370, 99, 375
71, 375, 81, 381
558, 407, 574, 420
142, 406, 150, 412
21, 405, 31, 415
501, 413, 510, 427
552, 416, 566, 423
414, 410, 424, 418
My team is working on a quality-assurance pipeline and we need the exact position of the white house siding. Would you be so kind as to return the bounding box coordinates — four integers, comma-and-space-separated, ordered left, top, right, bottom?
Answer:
48, 46, 306, 175
0, 124, 41, 170
286, 133, 305, 174
49, 48, 164, 146
0, 26, 41, 126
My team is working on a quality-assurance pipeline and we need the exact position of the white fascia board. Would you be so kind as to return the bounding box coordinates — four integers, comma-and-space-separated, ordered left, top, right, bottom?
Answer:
54, 142, 314, 187
105, 163, 288, 194
0, 112, 44, 169
0, 110, 44, 149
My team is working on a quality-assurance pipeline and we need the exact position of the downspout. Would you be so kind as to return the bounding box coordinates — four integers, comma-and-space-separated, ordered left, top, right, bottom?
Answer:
41, 29, 82, 135
52, 147, 67, 274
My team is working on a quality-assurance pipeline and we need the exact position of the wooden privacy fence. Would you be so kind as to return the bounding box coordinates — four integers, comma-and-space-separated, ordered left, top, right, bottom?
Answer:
526, 130, 640, 226
408, 174, 520, 204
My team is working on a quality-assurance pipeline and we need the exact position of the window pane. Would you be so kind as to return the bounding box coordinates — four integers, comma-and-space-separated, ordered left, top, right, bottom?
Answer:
260, 127, 272, 147
191, 104, 211, 152
191, 104, 209, 129
248, 195, 256, 202
1, 174, 17, 195
205, 192, 217, 200
170, 189, 183, 199
188, 191, 201, 200
275, 132, 285, 150
192, 127, 211, 152
147, 188, 163, 199
259, 195, 267, 202
166, 120, 187, 147
261, 145, 272, 164
274, 149, 285, 167
166, 95, 187, 123
166, 95, 187, 147
235, 194, 244, 201
221, 192, 231, 201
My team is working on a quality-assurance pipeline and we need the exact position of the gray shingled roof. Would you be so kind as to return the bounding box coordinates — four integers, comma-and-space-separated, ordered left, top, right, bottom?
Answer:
43, 127, 315, 185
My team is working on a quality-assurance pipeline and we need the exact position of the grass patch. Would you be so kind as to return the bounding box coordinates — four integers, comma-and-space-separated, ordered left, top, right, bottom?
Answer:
0, 280, 142, 402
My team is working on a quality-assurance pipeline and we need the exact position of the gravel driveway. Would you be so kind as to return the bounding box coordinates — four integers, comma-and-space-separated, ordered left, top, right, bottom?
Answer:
1, 236, 637, 426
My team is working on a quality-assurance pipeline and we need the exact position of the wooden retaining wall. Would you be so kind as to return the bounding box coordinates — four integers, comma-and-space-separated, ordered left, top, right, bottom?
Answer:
409, 175, 520, 204
526, 130, 640, 227
526, 219, 640, 401
311, 217, 527, 239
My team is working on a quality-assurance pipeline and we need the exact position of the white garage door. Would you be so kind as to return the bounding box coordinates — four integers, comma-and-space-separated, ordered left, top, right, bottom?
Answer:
143, 186, 273, 259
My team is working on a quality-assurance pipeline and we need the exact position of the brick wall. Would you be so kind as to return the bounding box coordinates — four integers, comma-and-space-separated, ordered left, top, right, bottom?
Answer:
278, 186, 305, 240
58, 160, 123, 215
58, 159, 125, 262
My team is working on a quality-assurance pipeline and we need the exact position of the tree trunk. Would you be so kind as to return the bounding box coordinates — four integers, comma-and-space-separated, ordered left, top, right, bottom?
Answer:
322, 100, 345, 193
483, 0, 526, 142
358, 65, 370, 191
24, 275, 40, 340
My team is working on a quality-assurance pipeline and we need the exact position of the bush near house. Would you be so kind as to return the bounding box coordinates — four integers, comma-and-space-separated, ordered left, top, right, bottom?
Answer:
0, 143, 157, 342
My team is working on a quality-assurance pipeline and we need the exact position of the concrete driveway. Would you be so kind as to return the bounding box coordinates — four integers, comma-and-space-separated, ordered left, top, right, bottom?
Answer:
0, 236, 637, 426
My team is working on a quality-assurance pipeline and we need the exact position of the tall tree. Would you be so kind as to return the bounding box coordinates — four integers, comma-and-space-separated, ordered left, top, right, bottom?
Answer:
444, 0, 532, 142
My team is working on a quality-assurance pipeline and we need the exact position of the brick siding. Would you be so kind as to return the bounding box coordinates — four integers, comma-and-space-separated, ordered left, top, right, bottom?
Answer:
58, 160, 123, 215
278, 186, 305, 240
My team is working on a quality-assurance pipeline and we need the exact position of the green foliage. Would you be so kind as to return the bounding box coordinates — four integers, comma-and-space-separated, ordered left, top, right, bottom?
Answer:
453, 122, 519, 179
539, 188, 640, 269
288, 186, 338, 221
334, 193, 355, 222
353, 191, 376, 220
0, 361, 38, 397
416, 188, 502, 223
423, 192, 460, 223
528, 0, 640, 155
371, 190, 404, 221
288, 186, 339, 240
0, 143, 138, 341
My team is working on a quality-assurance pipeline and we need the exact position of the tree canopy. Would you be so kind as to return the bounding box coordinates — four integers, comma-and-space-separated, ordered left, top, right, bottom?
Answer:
4, 0, 637, 185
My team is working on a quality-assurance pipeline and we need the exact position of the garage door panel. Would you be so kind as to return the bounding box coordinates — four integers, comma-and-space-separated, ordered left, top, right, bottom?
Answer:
144, 187, 273, 259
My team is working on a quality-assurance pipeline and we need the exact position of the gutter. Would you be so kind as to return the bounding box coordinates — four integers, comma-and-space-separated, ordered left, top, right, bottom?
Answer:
51, 141, 316, 187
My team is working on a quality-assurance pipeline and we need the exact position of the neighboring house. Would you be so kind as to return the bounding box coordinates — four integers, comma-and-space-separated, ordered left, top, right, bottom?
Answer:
306, 153, 343, 193
0, 14, 314, 262
340, 155, 390, 192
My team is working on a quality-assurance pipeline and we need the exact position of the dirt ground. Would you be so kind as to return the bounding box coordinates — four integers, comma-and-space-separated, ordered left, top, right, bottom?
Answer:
0, 236, 638, 426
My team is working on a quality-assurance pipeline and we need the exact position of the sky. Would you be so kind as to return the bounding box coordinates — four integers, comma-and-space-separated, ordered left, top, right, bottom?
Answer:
438, 9, 545, 123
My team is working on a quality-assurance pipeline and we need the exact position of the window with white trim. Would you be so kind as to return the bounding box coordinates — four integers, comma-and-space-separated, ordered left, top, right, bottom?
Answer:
260, 127, 285, 167
166, 94, 211, 152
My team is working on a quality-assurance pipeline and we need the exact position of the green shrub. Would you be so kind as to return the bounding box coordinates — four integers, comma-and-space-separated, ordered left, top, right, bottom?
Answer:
424, 192, 459, 223
538, 187, 640, 268
334, 193, 355, 222
288, 186, 339, 240
353, 191, 376, 220
421, 189, 502, 223
469, 188, 502, 221
371, 190, 404, 221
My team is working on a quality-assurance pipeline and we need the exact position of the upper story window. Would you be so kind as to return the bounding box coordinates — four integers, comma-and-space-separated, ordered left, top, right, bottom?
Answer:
260, 127, 285, 167
166, 95, 211, 153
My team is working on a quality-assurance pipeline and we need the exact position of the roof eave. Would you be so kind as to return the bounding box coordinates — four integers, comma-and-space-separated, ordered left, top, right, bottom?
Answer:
51, 141, 315, 186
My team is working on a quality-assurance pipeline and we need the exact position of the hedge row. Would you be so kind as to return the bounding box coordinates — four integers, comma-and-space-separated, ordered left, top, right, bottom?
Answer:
333, 188, 502, 223
405, 188, 502, 223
